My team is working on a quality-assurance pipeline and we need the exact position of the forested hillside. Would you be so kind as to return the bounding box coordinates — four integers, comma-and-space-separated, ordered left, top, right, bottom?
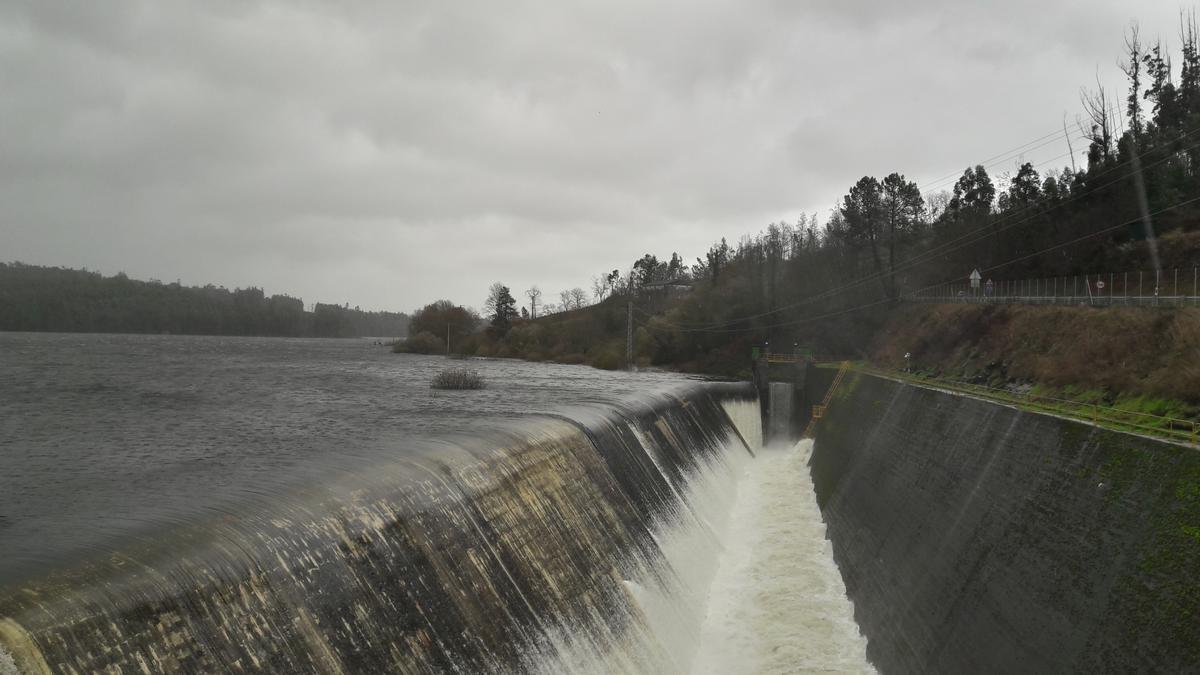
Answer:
459, 18, 1200, 375
0, 263, 408, 338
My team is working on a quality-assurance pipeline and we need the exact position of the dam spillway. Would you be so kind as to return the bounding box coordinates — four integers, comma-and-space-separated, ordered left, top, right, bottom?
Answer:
691, 441, 870, 673
0, 377, 871, 674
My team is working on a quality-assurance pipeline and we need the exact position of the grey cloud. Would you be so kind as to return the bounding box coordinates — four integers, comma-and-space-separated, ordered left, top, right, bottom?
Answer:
0, 0, 1186, 311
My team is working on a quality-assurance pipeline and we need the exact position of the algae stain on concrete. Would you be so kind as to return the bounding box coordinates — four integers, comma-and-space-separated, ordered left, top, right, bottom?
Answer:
813, 371, 1200, 673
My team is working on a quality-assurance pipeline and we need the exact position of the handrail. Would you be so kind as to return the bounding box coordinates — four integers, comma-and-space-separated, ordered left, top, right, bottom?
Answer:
852, 365, 1199, 446
803, 361, 850, 438
759, 354, 850, 365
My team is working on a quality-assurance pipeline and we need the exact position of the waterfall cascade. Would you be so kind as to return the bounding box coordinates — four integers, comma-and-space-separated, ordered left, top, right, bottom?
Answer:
0, 382, 870, 674
0, 385, 754, 673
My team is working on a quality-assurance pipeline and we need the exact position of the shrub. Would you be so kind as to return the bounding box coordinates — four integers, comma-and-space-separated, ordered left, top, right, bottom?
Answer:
431, 368, 485, 390
457, 334, 482, 355
591, 345, 624, 370
394, 331, 444, 354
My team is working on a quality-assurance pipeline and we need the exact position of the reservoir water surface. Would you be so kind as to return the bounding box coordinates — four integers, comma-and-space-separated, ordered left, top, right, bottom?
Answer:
0, 333, 695, 586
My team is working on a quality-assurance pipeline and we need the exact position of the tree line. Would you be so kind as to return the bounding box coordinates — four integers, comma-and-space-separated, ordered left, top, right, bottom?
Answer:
0, 262, 409, 338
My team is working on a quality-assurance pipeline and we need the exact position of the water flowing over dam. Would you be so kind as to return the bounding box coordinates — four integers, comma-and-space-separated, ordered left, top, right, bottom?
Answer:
0, 367, 871, 674
692, 441, 870, 674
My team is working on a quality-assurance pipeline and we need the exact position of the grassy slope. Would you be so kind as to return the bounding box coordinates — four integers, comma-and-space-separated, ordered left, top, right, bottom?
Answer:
872, 303, 1200, 416
457, 290, 1200, 428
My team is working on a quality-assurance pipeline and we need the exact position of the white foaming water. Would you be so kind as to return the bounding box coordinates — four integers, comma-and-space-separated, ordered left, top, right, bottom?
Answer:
691, 439, 873, 674
527, 400, 763, 675
0, 645, 17, 675
722, 399, 763, 452
528, 429, 753, 675
530, 402, 871, 674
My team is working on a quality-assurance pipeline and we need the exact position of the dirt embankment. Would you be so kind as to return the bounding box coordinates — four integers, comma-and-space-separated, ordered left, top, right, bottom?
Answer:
872, 303, 1200, 405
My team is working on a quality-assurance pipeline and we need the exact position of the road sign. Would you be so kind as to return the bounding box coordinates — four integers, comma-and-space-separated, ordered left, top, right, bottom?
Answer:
1097, 280, 1106, 290
969, 268, 981, 289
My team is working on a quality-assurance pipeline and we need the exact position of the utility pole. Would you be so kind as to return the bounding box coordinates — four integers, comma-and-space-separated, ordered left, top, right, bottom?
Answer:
446, 323, 450, 355
626, 300, 634, 371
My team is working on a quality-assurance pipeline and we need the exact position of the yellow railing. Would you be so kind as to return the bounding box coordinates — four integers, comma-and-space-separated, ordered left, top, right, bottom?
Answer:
803, 361, 850, 438
852, 365, 1199, 446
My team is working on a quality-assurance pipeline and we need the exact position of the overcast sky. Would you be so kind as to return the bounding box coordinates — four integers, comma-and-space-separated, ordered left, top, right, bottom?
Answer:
1, 1, 1192, 312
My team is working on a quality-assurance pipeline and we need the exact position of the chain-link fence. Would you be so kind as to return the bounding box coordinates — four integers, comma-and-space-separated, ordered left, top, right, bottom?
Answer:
906, 267, 1200, 307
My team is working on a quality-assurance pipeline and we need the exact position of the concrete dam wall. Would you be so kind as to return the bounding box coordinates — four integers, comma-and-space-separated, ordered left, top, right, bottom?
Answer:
810, 371, 1200, 673
0, 384, 767, 674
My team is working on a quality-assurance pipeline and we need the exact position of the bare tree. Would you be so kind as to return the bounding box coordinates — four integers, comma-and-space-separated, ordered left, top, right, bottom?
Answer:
525, 285, 542, 319
559, 289, 573, 310
484, 282, 507, 316
569, 287, 588, 310
925, 190, 952, 223
1120, 22, 1144, 135
1062, 114, 1077, 174
1079, 72, 1116, 167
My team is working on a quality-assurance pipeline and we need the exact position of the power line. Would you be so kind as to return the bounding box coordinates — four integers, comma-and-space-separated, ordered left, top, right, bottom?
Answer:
866, 130, 1200, 282
915, 127, 1069, 190
642, 177, 1200, 334
916, 129, 1072, 194
659, 127, 1200, 330
663, 137, 1116, 328
646, 127, 1073, 329
974, 196, 1200, 276
639, 193, 1198, 336
635, 296, 895, 335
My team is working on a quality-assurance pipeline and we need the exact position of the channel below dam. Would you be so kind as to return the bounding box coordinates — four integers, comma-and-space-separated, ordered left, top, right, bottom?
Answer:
2, 366, 1198, 673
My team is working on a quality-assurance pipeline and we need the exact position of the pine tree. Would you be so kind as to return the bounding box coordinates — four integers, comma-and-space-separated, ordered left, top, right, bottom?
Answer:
880, 173, 924, 297
1143, 41, 1177, 128
841, 176, 886, 285
947, 165, 995, 216
487, 283, 517, 337
1007, 163, 1042, 208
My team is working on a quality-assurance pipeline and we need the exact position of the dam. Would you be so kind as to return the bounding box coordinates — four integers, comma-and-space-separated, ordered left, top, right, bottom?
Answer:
1, 338, 1198, 673
0, 379, 866, 674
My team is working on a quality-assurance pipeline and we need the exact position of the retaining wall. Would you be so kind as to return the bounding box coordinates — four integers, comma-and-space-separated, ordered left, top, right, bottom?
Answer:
810, 372, 1200, 673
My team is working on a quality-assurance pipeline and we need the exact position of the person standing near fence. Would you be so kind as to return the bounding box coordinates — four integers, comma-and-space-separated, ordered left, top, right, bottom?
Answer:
985, 278, 994, 299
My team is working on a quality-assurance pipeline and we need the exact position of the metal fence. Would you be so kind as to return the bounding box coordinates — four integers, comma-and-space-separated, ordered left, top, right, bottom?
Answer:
906, 267, 1200, 307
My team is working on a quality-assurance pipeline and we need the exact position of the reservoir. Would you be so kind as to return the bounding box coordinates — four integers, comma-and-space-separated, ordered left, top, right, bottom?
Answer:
0, 333, 695, 586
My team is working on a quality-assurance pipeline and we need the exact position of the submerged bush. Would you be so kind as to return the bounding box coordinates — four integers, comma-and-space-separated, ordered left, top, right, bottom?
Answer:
431, 368, 485, 390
